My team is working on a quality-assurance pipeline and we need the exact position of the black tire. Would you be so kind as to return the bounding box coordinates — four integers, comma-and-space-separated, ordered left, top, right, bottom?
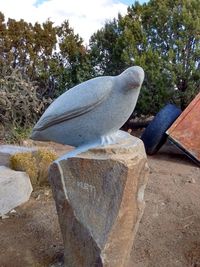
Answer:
141, 104, 182, 155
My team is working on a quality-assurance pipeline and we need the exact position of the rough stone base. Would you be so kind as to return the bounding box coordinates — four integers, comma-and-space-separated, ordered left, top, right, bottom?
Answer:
49, 135, 149, 267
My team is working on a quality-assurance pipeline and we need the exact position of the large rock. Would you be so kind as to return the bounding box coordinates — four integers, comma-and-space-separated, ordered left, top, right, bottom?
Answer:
49, 135, 149, 267
0, 166, 32, 216
0, 145, 37, 167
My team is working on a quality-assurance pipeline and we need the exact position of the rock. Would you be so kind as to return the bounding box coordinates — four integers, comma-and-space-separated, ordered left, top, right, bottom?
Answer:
0, 166, 32, 216
0, 145, 37, 167
49, 135, 149, 267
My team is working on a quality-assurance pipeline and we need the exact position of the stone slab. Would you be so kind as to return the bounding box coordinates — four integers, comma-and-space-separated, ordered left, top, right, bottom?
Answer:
49, 135, 149, 267
0, 166, 33, 216
0, 145, 38, 167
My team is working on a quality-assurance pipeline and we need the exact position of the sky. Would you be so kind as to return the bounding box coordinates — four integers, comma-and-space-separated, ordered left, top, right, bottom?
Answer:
0, 0, 149, 44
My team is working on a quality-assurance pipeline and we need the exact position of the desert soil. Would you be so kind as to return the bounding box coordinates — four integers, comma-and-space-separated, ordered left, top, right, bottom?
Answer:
0, 140, 200, 267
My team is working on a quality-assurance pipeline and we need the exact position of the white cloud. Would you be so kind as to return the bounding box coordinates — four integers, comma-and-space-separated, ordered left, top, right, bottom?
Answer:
0, 0, 128, 44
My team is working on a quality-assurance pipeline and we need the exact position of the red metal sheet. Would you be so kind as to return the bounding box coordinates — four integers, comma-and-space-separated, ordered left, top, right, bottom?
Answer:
167, 92, 200, 163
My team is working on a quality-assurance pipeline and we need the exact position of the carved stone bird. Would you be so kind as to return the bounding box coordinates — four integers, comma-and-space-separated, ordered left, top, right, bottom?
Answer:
31, 66, 144, 153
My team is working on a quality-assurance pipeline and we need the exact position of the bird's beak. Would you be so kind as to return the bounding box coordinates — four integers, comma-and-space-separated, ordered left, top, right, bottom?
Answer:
120, 66, 145, 90
133, 67, 145, 88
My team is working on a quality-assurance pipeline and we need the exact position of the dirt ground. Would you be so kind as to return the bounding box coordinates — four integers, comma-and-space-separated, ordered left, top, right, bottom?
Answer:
0, 140, 200, 267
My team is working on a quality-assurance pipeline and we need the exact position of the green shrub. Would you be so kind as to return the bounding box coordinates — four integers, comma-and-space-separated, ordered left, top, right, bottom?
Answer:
5, 126, 32, 145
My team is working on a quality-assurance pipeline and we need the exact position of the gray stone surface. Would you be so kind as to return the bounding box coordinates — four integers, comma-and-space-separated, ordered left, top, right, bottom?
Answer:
49, 135, 149, 267
0, 145, 37, 166
0, 166, 32, 216
31, 66, 144, 148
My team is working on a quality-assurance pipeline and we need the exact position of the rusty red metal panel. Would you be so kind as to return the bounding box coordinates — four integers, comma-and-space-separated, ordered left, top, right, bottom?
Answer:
167, 92, 200, 163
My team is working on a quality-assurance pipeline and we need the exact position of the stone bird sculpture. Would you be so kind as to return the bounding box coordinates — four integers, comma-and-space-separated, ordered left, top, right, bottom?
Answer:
31, 66, 144, 156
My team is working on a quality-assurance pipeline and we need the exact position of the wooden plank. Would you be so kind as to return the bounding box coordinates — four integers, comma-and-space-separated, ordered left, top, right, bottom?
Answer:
167, 92, 200, 163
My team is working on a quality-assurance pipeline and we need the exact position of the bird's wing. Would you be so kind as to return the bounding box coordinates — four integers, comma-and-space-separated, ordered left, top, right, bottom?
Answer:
33, 77, 113, 131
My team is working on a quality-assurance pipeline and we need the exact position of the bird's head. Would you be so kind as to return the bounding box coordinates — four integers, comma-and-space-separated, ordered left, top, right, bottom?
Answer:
119, 66, 144, 91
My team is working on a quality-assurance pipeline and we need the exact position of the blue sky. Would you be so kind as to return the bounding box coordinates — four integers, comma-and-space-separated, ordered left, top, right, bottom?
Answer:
34, 0, 149, 6
34, 0, 46, 7
120, 0, 149, 4
0, 0, 150, 44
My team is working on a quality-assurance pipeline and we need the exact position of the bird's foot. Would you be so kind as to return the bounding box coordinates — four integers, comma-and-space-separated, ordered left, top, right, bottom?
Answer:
55, 130, 131, 160
55, 143, 97, 160
100, 130, 131, 146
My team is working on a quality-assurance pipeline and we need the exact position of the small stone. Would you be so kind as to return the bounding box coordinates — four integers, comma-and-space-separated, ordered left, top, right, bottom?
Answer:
36, 195, 41, 201
44, 189, 50, 196
187, 178, 196, 184
1, 214, 9, 219
10, 209, 17, 213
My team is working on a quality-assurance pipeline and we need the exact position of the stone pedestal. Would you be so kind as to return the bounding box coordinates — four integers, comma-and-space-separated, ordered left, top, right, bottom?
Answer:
49, 136, 149, 267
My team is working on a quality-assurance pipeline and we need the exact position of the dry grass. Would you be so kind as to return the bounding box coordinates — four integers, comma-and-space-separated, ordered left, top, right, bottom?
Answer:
10, 149, 57, 187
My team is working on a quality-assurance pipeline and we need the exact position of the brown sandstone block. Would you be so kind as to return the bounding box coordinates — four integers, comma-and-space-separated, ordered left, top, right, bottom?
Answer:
49, 136, 149, 267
